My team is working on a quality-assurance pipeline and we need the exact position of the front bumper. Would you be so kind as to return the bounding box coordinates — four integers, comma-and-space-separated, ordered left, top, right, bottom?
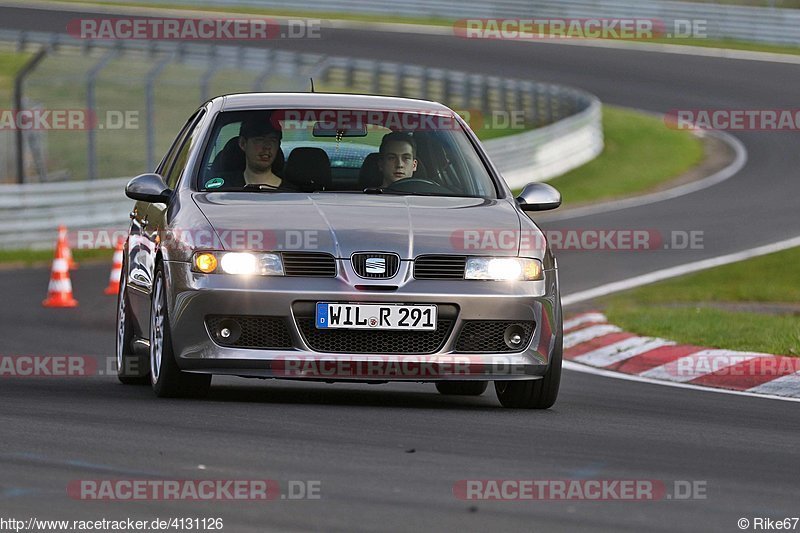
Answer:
163, 260, 561, 381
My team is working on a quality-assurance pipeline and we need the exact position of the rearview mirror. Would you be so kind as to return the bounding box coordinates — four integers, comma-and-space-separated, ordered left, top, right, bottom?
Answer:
125, 173, 172, 204
516, 182, 561, 211
312, 121, 368, 137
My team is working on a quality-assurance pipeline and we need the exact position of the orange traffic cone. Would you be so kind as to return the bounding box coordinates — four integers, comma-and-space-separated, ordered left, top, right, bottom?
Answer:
43, 228, 78, 308
59, 225, 78, 270
104, 237, 124, 295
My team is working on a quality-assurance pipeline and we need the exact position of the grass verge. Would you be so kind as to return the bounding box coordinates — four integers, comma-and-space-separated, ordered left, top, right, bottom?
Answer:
545, 105, 704, 207
0, 247, 113, 267
599, 247, 800, 355
0, 51, 32, 99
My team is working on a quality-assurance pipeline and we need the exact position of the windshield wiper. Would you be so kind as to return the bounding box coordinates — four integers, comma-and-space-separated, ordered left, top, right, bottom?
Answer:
362, 187, 475, 198
242, 183, 282, 192
362, 187, 408, 195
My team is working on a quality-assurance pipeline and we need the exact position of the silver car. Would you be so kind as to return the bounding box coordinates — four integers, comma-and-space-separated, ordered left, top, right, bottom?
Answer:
117, 93, 563, 408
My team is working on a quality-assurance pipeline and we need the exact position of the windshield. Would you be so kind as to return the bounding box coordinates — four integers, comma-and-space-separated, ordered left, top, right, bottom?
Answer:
196, 108, 499, 198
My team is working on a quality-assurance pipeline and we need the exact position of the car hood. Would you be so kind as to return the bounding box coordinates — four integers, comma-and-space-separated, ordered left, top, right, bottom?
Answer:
191, 192, 529, 258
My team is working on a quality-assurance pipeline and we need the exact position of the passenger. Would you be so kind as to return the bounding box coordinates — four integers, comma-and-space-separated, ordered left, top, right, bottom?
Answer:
378, 132, 418, 187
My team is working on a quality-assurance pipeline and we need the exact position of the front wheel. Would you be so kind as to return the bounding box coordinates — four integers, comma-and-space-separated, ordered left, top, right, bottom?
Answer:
116, 249, 149, 385
495, 330, 562, 409
150, 265, 211, 398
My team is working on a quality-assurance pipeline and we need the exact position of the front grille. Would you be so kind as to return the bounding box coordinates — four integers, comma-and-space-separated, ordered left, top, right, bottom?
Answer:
296, 318, 453, 354
282, 252, 336, 277
414, 255, 466, 280
206, 315, 293, 349
455, 320, 535, 352
351, 252, 400, 279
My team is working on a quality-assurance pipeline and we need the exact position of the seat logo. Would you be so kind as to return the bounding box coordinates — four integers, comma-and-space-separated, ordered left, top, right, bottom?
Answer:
365, 257, 386, 274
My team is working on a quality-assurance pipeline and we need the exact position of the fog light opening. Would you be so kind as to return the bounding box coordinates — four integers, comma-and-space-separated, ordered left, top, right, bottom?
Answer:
216, 319, 242, 344
503, 325, 526, 350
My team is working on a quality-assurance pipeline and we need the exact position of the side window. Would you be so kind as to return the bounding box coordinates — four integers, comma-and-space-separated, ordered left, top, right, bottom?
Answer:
156, 111, 200, 176
164, 110, 207, 189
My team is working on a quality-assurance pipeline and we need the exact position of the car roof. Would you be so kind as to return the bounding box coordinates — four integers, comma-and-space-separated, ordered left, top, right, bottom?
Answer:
216, 92, 454, 114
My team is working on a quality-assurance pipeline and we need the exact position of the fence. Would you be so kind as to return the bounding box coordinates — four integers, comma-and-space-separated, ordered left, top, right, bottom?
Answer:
0, 29, 601, 249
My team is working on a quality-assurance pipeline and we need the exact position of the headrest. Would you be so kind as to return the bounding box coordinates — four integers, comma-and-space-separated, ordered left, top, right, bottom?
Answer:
284, 147, 331, 192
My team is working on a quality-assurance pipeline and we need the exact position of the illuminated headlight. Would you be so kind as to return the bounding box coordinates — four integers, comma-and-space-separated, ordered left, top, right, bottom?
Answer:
464, 257, 543, 281
192, 252, 284, 276
220, 253, 257, 275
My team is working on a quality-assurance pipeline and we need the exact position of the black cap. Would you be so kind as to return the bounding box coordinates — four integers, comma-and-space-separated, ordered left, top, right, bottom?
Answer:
239, 111, 282, 139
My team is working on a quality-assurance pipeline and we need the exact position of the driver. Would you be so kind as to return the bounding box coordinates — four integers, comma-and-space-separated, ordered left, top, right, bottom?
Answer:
378, 132, 418, 187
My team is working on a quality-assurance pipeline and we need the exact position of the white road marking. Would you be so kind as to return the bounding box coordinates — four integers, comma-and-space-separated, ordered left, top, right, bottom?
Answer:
543, 130, 746, 222
563, 361, 800, 403
574, 337, 674, 368
563, 312, 607, 331
563, 324, 621, 349
562, 235, 800, 306
747, 372, 800, 397
640, 350, 763, 383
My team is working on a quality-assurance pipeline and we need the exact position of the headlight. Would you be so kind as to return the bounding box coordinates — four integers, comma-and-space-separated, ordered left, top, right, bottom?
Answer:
220, 253, 257, 275
192, 252, 284, 276
465, 257, 543, 281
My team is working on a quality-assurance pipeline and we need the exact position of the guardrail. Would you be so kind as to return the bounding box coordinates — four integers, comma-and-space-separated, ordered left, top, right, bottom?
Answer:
0, 29, 602, 249
0, 177, 130, 249
118, 0, 800, 46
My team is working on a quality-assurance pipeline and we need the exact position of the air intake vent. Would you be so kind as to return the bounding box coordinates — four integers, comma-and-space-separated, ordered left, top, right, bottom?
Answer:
455, 321, 535, 352
205, 315, 293, 349
351, 252, 400, 279
413, 255, 466, 280
281, 252, 336, 277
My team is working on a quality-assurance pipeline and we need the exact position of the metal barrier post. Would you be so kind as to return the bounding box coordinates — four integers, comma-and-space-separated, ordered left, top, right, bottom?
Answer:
86, 47, 119, 180
251, 49, 275, 91
200, 45, 220, 101
13, 47, 48, 184
145, 53, 174, 170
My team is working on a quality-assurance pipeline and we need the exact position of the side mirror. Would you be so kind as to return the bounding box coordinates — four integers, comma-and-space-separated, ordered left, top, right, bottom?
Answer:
516, 182, 561, 211
125, 173, 172, 204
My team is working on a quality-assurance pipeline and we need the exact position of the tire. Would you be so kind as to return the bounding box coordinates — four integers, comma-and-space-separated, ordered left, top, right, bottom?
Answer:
150, 264, 211, 398
116, 249, 149, 385
435, 381, 488, 396
494, 320, 563, 409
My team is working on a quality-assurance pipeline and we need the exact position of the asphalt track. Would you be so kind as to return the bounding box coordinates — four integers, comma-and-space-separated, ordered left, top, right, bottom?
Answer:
1, 5, 799, 532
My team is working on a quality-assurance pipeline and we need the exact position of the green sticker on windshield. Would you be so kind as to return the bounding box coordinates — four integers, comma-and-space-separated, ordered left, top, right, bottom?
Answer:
205, 177, 225, 189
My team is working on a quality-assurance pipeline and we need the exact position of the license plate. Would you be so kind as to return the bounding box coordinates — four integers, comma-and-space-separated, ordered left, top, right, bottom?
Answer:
315, 303, 437, 330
